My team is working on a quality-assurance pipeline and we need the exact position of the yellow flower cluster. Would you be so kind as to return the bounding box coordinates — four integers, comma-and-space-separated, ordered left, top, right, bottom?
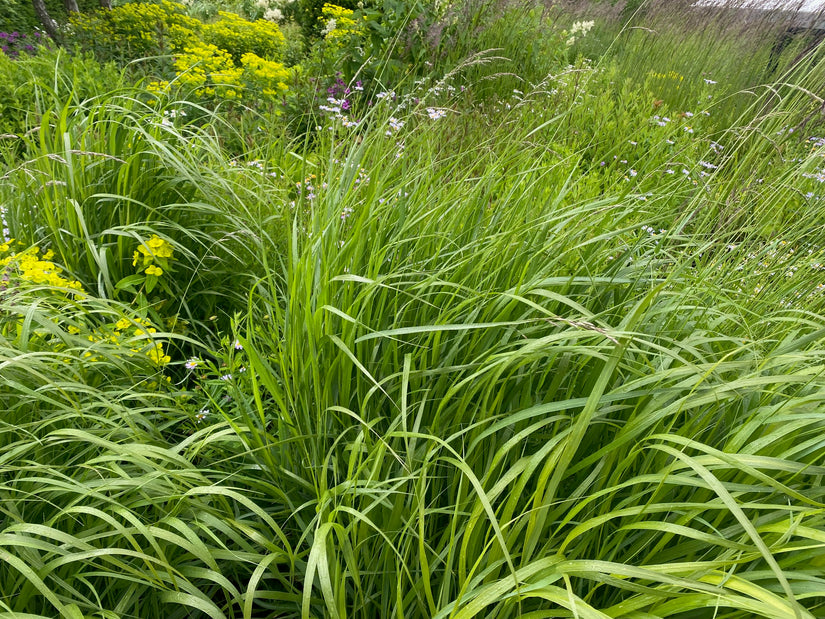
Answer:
80, 4, 291, 104
0, 243, 83, 291
0, 242, 172, 369
203, 11, 285, 63
69, 1, 290, 104
69, 0, 201, 55
165, 44, 290, 101
147, 79, 170, 94
320, 3, 363, 46
649, 70, 684, 82
84, 316, 171, 366
241, 53, 290, 99
133, 234, 174, 277
117, 316, 171, 365
173, 42, 240, 97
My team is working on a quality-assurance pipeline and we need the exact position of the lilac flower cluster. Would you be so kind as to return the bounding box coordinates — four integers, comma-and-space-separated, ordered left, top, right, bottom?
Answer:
0, 31, 50, 59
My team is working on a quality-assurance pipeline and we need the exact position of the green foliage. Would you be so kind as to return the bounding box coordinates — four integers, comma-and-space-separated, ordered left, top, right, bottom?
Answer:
0, 92, 289, 338
295, 0, 356, 41
5, 2, 825, 617
67, 0, 202, 63
202, 10, 286, 62
0, 0, 98, 33
0, 46, 124, 136
66, 2, 291, 111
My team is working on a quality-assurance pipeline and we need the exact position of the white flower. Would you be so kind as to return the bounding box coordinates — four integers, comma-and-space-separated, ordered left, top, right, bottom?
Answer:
264, 8, 283, 21
322, 18, 337, 36
569, 20, 595, 36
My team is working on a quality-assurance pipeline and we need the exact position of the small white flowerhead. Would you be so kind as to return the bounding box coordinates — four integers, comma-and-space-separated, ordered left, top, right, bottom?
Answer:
264, 7, 283, 21
322, 18, 337, 36
569, 20, 595, 36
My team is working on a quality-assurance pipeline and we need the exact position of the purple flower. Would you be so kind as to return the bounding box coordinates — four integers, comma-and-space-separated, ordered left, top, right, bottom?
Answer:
342, 99, 350, 111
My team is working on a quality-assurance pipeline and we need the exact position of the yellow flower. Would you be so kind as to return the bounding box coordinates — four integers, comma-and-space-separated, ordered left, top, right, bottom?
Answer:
4, 246, 84, 292
147, 342, 171, 365
145, 265, 163, 277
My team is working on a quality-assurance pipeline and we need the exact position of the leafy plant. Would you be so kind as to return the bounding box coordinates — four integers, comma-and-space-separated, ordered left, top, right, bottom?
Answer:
0, 46, 123, 136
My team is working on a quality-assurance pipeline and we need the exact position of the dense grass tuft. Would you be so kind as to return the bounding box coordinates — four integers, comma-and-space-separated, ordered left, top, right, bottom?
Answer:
3, 0, 825, 616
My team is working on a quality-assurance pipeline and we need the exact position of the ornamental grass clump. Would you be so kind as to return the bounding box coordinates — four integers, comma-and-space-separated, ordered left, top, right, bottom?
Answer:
5, 0, 825, 616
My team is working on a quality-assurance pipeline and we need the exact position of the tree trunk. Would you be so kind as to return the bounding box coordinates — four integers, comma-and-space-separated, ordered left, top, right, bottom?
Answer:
64, 0, 80, 12
99, 0, 111, 8
31, 0, 60, 39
